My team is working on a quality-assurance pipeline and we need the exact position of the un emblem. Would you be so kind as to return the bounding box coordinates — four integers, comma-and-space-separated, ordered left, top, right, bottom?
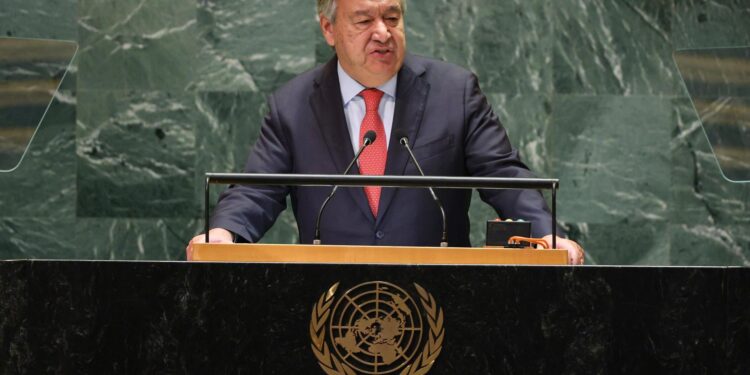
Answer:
310, 281, 445, 375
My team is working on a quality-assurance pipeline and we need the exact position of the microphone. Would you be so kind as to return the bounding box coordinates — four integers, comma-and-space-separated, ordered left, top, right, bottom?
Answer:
395, 130, 448, 247
313, 130, 377, 245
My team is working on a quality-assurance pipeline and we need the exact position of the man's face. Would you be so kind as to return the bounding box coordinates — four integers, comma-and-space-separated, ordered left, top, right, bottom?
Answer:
320, 0, 406, 87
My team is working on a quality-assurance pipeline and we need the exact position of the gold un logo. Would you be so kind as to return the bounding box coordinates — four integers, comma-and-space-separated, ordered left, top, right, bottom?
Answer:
310, 281, 445, 375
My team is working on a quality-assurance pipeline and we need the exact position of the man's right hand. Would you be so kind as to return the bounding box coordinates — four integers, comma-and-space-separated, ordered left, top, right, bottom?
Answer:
186, 228, 234, 261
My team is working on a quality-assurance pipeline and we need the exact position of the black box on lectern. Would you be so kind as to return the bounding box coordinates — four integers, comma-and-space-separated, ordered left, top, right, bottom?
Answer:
485, 220, 531, 247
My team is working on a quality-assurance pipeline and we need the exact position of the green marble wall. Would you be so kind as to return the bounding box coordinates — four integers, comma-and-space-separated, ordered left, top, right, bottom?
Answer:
1, 0, 748, 264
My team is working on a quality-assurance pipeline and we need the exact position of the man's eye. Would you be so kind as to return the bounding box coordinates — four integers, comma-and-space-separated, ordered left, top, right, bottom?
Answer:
385, 17, 400, 25
357, 19, 372, 25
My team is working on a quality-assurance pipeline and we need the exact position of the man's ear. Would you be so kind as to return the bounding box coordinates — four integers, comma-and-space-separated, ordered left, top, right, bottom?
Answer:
319, 16, 336, 47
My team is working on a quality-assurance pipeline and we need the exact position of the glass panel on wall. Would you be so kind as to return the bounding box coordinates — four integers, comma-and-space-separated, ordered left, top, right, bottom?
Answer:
674, 47, 750, 183
0, 37, 77, 171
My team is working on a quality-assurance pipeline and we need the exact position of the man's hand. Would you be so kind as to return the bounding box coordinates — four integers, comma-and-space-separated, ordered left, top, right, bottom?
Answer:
542, 235, 585, 265
186, 228, 234, 261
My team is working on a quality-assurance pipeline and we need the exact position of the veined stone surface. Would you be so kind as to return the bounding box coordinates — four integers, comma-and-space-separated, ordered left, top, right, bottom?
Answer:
551, 0, 680, 96
0, 0, 77, 40
76, 90, 197, 218
1, 0, 749, 262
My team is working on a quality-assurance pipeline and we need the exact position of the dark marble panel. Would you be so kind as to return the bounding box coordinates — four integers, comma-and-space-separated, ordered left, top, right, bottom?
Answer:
0, 90, 76, 218
0, 0, 77, 40
552, 0, 680, 95
672, 0, 750, 49
0, 262, 741, 374
548, 95, 671, 224
670, 224, 750, 266
76, 90, 197, 217
195, 0, 316, 93
670, 98, 750, 226
726, 268, 750, 374
0, 219, 77, 259
77, 0, 200, 90
0, 261, 29, 369
602, 267, 728, 374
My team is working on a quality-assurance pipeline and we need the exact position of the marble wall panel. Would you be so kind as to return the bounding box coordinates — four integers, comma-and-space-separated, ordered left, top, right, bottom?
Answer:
486, 94, 552, 174
194, 92, 266, 185
672, 0, 750, 49
410, 0, 555, 95
194, 0, 317, 93
0, 90, 76, 218
76, 90, 197, 217
548, 95, 671, 224
77, 0, 200, 90
398, 0, 437, 59
565, 222, 670, 266
73, 218, 200, 260
0, 0, 77, 40
0, 218, 77, 259
670, 224, 750, 266
670, 98, 750, 226
552, 0, 680, 96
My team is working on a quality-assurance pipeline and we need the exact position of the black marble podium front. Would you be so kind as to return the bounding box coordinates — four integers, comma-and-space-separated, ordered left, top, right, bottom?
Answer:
0, 261, 747, 374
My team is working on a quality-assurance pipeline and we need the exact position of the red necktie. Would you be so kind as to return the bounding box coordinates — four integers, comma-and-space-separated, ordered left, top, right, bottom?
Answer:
358, 88, 386, 217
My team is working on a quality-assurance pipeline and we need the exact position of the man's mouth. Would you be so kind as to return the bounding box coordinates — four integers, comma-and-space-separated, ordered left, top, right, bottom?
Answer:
370, 48, 392, 57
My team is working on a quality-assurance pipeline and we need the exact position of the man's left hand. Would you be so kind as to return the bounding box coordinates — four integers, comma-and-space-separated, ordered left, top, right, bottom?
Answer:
542, 235, 585, 265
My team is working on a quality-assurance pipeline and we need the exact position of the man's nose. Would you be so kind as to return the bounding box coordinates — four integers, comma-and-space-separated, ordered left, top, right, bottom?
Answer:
371, 19, 391, 43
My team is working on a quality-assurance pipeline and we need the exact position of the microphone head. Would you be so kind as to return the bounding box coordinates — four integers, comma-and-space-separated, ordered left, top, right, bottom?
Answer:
363, 130, 377, 145
394, 130, 409, 145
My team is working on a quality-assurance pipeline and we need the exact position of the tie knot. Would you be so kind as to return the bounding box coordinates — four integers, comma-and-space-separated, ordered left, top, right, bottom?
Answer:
360, 88, 384, 113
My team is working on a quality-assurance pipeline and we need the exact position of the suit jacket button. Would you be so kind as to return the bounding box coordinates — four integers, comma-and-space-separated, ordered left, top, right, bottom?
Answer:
376, 231, 385, 239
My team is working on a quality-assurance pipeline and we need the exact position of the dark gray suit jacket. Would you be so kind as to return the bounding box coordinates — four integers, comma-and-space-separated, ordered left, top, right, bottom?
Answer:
211, 54, 557, 246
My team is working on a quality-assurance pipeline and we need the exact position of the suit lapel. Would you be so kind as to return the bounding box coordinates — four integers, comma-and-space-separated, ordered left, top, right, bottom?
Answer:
309, 58, 374, 224
376, 56, 430, 226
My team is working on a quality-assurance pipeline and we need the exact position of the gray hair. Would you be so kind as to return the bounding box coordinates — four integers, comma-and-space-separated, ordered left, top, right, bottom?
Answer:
317, 0, 406, 23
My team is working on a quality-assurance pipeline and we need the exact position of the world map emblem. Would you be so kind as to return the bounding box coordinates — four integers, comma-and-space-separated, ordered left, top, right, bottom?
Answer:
310, 281, 445, 375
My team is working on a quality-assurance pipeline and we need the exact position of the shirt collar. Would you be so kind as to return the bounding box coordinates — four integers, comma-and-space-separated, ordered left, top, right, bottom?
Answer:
337, 62, 398, 106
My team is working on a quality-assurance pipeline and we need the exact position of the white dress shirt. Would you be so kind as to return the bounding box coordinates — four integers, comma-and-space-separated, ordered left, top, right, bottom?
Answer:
337, 62, 398, 153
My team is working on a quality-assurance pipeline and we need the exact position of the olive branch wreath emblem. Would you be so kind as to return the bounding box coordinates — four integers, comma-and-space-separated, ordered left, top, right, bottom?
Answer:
310, 282, 445, 375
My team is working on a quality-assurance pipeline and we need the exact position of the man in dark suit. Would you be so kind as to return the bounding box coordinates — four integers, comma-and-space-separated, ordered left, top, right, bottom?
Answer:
187, 0, 584, 264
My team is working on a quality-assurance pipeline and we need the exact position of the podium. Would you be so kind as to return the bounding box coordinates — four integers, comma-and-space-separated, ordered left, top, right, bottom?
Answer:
191, 243, 569, 265
1, 259, 747, 373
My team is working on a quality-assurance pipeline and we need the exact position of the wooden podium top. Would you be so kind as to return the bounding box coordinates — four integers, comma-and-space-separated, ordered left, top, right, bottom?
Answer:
191, 243, 568, 265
